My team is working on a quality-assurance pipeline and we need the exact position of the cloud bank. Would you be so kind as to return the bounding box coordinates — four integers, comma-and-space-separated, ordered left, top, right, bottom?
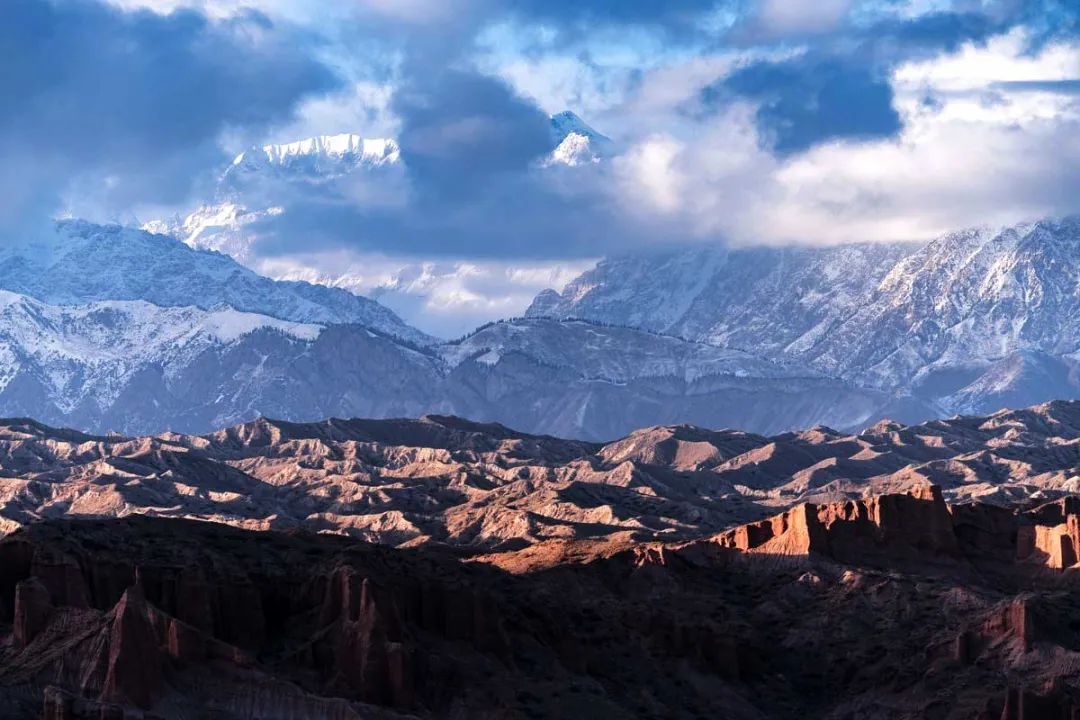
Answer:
4, 0, 1079, 334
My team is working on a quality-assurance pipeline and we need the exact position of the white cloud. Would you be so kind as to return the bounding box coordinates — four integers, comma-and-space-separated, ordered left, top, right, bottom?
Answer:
604, 29, 1080, 246
254, 251, 595, 337
267, 81, 400, 145
614, 135, 687, 213
757, 0, 854, 35
894, 28, 1080, 91
103, 0, 451, 22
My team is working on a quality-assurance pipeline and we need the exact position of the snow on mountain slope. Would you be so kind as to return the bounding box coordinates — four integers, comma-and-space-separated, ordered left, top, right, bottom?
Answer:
143, 202, 280, 263
528, 217, 1080, 416
0, 290, 321, 416
0, 220, 433, 346
443, 317, 811, 382
441, 318, 890, 438
528, 242, 919, 355
547, 111, 614, 166
223, 134, 400, 188
0, 300, 892, 439
800, 218, 1080, 394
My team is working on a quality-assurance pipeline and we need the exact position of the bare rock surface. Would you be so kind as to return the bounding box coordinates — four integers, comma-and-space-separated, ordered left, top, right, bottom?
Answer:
2, 488, 1080, 718
2, 401, 1080, 549
0, 403, 1079, 717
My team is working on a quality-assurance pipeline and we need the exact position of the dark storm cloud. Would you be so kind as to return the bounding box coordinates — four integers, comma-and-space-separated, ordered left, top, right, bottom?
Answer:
394, 70, 552, 199
701, 9, 1024, 155
720, 58, 902, 155
250, 70, 630, 259
0, 0, 339, 231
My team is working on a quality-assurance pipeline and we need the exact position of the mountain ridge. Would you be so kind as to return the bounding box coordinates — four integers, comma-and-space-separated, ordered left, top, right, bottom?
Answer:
4, 219, 432, 346
529, 216, 1080, 417
0, 272, 884, 438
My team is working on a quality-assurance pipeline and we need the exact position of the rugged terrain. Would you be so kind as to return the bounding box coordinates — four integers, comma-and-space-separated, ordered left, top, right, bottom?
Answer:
4, 478, 1080, 717
529, 217, 1080, 418
0, 400, 1079, 549
0, 227, 884, 437
0, 405, 1078, 717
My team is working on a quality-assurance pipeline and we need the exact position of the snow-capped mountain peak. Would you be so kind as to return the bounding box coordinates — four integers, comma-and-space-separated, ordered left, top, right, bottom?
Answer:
223, 134, 401, 188
4, 220, 433, 347
547, 111, 614, 167
234, 134, 400, 169
550, 111, 610, 147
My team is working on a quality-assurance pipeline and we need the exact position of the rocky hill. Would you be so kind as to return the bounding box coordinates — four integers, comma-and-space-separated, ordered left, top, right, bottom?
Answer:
1, 400, 1080, 549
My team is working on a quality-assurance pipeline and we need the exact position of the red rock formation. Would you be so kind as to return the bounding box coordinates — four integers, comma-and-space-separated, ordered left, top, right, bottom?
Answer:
1017, 514, 1080, 569
100, 585, 163, 709
314, 568, 413, 706
998, 680, 1080, 720
2, 500, 1080, 719
13, 577, 51, 648
712, 484, 959, 563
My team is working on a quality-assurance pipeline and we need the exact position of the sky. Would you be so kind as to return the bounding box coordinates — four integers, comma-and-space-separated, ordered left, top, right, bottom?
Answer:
3, 0, 1079, 336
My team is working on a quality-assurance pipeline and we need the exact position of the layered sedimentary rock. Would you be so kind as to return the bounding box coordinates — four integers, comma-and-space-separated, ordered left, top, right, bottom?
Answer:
1, 482, 1080, 718
712, 485, 958, 561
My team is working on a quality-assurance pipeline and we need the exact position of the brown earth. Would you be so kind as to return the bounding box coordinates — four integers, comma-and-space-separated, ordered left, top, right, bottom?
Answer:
2, 482, 1080, 718
3, 403, 1080, 717
2, 400, 1080, 550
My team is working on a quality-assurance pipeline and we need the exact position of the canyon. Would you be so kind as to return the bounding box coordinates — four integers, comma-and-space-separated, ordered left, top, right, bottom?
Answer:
1, 403, 1080, 716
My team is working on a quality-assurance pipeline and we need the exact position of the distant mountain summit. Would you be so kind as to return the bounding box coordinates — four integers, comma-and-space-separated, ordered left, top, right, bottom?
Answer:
3, 220, 432, 346
223, 133, 400, 188
548, 110, 614, 166
143, 112, 613, 319
145, 133, 404, 261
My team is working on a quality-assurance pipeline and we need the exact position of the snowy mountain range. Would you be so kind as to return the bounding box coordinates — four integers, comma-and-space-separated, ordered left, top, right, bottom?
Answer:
9, 107, 1075, 439
528, 217, 1080, 417
0, 226, 883, 438
223, 133, 400, 187
7, 220, 431, 346
2, 211, 1078, 437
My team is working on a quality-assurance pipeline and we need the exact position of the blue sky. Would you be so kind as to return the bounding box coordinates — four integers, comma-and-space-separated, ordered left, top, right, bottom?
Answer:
3, 0, 1079, 335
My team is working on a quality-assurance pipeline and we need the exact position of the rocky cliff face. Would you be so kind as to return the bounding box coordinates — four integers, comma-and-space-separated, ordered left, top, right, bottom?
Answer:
3, 484, 1080, 719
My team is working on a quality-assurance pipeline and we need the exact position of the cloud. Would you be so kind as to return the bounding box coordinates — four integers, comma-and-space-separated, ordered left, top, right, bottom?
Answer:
754, 0, 854, 36
103, 0, 455, 24
17, 0, 1079, 337
606, 28, 1080, 245
185, 5, 1080, 263
0, 0, 338, 233
719, 55, 903, 154
254, 250, 594, 337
